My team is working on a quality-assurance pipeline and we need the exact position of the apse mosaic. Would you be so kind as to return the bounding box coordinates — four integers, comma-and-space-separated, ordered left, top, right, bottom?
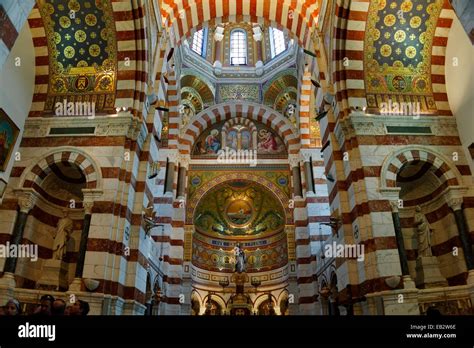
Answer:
192, 119, 287, 158
38, 0, 117, 112
364, 0, 444, 113
193, 180, 286, 238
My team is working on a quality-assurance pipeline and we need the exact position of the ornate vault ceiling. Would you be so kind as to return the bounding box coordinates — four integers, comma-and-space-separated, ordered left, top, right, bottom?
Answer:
180, 75, 215, 107
38, 0, 117, 113
364, 0, 444, 114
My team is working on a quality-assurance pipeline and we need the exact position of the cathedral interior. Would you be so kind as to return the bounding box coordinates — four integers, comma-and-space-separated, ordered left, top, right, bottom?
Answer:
0, 0, 473, 316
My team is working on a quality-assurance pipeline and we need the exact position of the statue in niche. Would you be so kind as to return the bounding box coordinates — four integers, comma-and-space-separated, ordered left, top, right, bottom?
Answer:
179, 103, 194, 132
52, 210, 73, 260
284, 103, 297, 127
414, 205, 433, 257
233, 243, 246, 273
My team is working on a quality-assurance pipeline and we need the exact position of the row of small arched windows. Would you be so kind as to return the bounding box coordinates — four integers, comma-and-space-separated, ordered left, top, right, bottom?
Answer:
191, 27, 286, 64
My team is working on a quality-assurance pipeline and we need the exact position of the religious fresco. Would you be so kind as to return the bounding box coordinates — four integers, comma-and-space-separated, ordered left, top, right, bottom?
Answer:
38, 0, 117, 113
364, 0, 444, 113
193, 180, 286, 238
192, 120, 286, 157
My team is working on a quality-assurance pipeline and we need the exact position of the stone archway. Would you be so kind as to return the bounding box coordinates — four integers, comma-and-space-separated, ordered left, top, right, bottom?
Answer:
161, 0, 320, 49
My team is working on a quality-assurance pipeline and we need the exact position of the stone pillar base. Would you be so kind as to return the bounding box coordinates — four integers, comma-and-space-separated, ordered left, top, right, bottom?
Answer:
415, 256, 448, 289
0, 272, 16, 288
37, 259, 69, 291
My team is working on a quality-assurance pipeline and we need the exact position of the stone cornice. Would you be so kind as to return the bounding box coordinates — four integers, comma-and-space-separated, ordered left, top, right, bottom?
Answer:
23, 114, 140, 138
340, 115, 459, 137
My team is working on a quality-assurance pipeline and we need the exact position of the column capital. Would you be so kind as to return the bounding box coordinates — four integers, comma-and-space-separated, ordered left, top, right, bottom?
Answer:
178, 155, 190, 169
214, 25, 224, 41
168, 152, 179, 163
299, 150, 312, 163
288, 156, 300, 168
445, 186, 468, 211
14, 189, 39, 214
389, 200, 399, 213
82, 189, 103, 214
83, 201, 94, 215
447, 197, 463, 211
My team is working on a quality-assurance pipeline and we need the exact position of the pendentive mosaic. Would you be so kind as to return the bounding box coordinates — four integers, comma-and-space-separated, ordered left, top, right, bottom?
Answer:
364, 0, 444, 114
38, 0, 117, 113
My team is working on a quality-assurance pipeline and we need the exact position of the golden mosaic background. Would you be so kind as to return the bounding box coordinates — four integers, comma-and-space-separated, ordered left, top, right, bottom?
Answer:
38, 0, 117, 112
364, 0, 444, 113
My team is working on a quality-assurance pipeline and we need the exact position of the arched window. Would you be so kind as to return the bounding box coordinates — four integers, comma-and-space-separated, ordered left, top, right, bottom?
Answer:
191, 28, 207, 57
270, 28, 286, 58
230, 29, 247, 65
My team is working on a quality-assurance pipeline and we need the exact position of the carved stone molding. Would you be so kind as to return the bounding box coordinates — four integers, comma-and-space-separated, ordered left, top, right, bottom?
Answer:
23, 115, 137, 138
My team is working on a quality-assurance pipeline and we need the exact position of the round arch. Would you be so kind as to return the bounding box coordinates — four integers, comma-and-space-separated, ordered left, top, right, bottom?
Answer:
161, 0, 320, 50
19, 147, 102, 190
179, 101, 300, 155
379, 146, 463, 189
202, 293, 226, 314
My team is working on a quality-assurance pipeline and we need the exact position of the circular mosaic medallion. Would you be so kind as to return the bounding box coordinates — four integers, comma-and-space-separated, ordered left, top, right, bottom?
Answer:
191, 176, 201, 186
75, 30, 87, 42
85, 13, 97, 26
394, 30, 406, 42
64, 46, 75, 58
225, 200, 253, 227
392, 76, 406, 91
380, 44, 392, 57
384, 14, 396, 26
68, 0, 80, 12
59, 16, 71, 28
410, 16, 421, 29
401, 0, 412, 12
405, 46, 417, 59
89, 44, 101, 57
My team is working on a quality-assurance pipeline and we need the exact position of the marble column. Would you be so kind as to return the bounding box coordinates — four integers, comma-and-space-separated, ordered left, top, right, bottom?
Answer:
69, 190, 102, 292
213, 25, 224, 64
253, 25, 263, 61
165, 160, 176, 195
303, 160, 314, 194
447, 197, 474, 271
290, 158, 302, 198
0, 189, 38, 287
74, 201, 94, 279
389, 200, 416, 289
176, 158, 189, 200
389, 201, 410, 276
